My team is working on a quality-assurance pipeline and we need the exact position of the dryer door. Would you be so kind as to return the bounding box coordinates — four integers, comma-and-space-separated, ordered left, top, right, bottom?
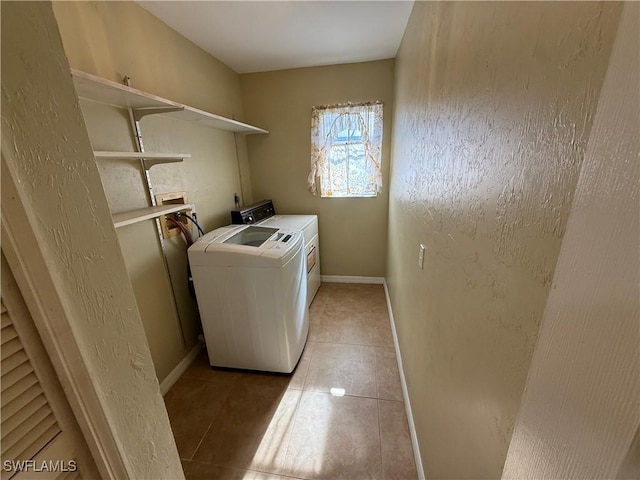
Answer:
306, 233, 321, 307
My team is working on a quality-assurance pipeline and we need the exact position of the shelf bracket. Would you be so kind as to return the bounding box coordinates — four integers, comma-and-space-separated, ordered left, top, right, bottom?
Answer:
142, 157, 184, 170
133, 106, 184, 122
126, 104, 187, 349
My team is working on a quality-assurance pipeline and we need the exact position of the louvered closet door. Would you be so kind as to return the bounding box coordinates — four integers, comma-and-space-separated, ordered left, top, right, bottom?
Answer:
1, 254, 95, 480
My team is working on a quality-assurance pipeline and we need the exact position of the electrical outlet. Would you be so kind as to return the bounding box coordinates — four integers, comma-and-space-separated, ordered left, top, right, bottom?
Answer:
419, 244, 426, 269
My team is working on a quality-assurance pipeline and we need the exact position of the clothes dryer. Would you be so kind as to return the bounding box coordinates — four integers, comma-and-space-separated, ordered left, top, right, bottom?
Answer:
231, 200, 320, 307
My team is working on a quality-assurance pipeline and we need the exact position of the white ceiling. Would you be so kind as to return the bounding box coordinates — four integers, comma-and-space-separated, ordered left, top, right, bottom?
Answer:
137, 1, 414, 74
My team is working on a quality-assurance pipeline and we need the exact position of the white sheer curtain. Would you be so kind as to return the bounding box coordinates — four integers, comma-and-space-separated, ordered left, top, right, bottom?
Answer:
308, 102, 383, 197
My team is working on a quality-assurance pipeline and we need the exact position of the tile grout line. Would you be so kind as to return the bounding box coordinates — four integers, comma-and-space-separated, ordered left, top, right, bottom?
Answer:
298, 338, 316, 392
377, 398, 386, 480
374, 344, 387, 479
278, 388, 306, 479
186, 458, 310, 480
374, 346, 380, 399
307, 338, 393, 347
294, 386, 403, 402
188, 421, 214, 462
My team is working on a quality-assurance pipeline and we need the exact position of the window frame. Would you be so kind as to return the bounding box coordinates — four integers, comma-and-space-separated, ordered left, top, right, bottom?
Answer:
308, 101, 383, 198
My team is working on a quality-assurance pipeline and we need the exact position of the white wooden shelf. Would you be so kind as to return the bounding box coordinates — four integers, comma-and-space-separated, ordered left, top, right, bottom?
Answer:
112, 204, 193, 229
72, 69, 268, 135
93, 151, 190, 169
93, 151, 191, 161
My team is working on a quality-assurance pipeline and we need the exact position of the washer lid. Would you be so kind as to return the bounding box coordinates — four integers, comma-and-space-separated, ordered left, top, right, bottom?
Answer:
222, 226, 278, 247
188, 224, 303, 268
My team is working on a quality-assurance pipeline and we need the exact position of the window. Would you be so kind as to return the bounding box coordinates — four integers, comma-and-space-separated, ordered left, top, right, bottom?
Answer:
308, 102, 383, 197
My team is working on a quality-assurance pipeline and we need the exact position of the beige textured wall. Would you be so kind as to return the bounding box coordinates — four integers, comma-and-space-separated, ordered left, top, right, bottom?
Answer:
53, 1, 257, 381
1, 2, 183, 477
387, 2, 621, 477
503, 4, 639, 477
240, 60, 394, 277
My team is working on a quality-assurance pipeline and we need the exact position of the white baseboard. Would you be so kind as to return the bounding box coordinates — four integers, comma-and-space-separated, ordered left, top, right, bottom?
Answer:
383, 279, 425, 480
160, 343, 202, 396
321, 275, 384, 284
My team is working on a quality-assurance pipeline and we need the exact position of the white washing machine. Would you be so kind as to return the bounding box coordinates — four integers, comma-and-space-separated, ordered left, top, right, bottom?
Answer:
231, 200, 321, 307
188, 224, 309, 373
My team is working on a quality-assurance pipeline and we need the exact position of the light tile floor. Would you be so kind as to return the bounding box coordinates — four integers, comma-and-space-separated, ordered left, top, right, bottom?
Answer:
165, 283, 418, 480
